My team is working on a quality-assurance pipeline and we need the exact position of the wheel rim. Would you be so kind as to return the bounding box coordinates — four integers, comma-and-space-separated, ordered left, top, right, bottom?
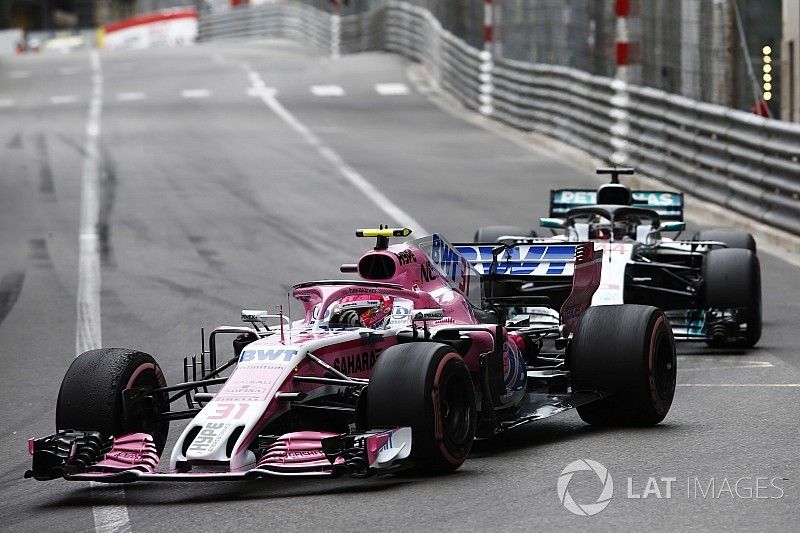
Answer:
652, 329, 676, 403
439, 372, 472, 446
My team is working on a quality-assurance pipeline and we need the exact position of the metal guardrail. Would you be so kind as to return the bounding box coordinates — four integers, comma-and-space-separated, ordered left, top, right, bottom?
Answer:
199, 0, 800, 235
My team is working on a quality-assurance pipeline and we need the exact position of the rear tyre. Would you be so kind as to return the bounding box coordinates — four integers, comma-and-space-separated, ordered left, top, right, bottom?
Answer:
474, 225, 537, 243
570, 305, 676, 426
693, 229, 756, 253
365, 343, 476, 473
56, 348, 169, 453
702, 248, 762, 348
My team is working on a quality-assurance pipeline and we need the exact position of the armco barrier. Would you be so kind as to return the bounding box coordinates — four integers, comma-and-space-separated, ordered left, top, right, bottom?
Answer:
199, 0, 800, 235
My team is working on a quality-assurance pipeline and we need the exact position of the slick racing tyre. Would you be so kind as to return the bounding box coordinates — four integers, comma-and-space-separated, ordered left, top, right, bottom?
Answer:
702, 248, 762, 348
56, 348, 169, 453
365, 343, 476, 473
570, 305, 676, 426
474, 225, 537, 243
693, 229, 756, 253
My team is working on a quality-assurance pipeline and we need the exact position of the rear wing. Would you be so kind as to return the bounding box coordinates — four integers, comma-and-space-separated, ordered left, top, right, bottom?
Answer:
454, 242, 602, 332
550, 189, 684, 221
414, 234, 482, 309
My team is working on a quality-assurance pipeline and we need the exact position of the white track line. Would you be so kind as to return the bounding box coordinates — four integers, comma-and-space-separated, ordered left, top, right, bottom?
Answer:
58, 66, 82, 75
678, 361, 774, 372
181, 88, 210, 99
375, 83, 409, 96
311, 84, 344, 97
51, 95, 78, 105
678, 384, 800, 387
9, 70, 30, 79
246, 69, 427, 234
77, 52, 103, 355
116, 92, 146, 101
0, 98, 14, 107
77, 50, 132, 533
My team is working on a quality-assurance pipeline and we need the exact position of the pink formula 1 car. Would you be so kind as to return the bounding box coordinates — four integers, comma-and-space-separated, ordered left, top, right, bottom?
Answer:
27, 228, 676, 483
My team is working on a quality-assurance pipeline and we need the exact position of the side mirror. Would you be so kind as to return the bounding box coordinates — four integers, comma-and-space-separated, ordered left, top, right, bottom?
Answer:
660, 221, 686, 232
539, 217, 565, 229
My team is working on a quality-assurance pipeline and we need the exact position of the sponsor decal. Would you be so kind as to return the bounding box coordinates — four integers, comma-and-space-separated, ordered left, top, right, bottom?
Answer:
430, 235, 471, 295
419, 260, 438, 283
556, 190, 596, 205
395, 249, 417, 265
239, 349, 298, 363
457, 244, 575, 276
391, 303, 412, 319
340, 299, 381, 310
187, 422, 230, 453
107, 451, 144, 461
632, 191, 679, 206
285, 450, 325, 459
332, 347, 383, 374
554, 190, 681, 207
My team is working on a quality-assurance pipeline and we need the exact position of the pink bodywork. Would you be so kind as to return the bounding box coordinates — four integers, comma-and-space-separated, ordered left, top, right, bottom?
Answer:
257, 431, 343, 473
294, 244, 477, 326
91, 433, 160, 474
50, 237, 600, 481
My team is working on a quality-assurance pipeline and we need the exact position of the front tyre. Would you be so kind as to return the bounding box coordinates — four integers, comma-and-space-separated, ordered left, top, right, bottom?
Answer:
693, 229, 756, 253
702, 248, 762, 348
365, 343, 476, 473
570, 305, 676, 426
56, 348, 169, 453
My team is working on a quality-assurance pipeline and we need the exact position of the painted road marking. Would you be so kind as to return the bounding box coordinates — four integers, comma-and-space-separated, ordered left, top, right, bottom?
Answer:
116, 92, 146, 101
311, 85, 344, 97
76, 50, 131, 533
51, 95, 78, 105
679, 384, 800, 387
181, 89, 211, 99
58, 66, 82, 75
9, 70, 30, 79
246, 67, 427, 234
0, 99, 14, 107
247, 86, 276, 97
677, 360, 774, 372
375, 83, 409, 95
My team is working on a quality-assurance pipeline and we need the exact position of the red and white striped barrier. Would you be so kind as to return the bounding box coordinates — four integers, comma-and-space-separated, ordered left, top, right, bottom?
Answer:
483, 0, 493, 51
610, 0, 639, 165
103, 8, 198, 51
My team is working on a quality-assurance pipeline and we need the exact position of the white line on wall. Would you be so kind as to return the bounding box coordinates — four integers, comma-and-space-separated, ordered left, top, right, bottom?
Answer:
247, 69, 427, 234
181, 89, 211, 99
375, 83, 410, 96
310, 85, 345, 97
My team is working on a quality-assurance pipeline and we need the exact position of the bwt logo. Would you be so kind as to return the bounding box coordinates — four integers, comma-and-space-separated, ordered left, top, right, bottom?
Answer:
239, 349, 298, 363
557, 459, 613, 516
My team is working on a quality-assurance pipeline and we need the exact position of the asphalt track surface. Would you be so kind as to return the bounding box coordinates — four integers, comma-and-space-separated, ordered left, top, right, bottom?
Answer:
1, 41, 799, 532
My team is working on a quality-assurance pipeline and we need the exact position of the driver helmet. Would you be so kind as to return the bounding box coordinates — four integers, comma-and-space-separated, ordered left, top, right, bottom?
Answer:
613, 221, 631, 240
338, 294, 394, 329
590, 215, 613, 240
